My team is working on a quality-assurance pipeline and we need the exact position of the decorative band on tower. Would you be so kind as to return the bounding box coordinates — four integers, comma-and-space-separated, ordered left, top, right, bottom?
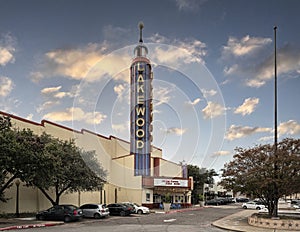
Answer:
130, 22, 153, 176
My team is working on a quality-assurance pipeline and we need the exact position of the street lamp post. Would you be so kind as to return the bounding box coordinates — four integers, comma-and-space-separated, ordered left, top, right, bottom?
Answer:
15, 179, 20, 218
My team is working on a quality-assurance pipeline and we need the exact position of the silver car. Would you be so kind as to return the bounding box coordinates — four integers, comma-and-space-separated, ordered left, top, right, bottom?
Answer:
80, 204, 110, 219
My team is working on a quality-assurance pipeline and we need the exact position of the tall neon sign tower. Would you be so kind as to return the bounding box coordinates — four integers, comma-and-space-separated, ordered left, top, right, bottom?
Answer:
130, 22, 153, 176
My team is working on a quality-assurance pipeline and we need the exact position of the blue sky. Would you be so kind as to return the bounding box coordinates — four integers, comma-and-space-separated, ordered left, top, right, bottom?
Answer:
1, 0, 300, 173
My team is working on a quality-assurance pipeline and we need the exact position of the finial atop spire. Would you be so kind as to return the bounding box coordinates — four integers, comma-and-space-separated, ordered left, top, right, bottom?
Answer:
139, 21, 144, 43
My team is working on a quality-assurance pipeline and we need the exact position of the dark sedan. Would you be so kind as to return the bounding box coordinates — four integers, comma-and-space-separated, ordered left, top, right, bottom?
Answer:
36, 204, 83, 222
106, 203, 132, 216
205, 199, 224, 206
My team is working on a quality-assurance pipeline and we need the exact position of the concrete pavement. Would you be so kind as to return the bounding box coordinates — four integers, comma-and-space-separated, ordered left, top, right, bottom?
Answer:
0, 207, 297, 231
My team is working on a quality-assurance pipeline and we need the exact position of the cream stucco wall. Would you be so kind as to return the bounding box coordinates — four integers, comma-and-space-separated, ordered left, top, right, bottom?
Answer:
159, 159, 183, 177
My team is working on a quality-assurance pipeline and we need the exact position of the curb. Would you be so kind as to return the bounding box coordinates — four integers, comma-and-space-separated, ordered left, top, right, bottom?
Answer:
0, 222, 64, 231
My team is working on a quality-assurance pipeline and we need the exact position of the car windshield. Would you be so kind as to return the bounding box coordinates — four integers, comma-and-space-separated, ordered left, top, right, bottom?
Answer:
134, 203, 140, 207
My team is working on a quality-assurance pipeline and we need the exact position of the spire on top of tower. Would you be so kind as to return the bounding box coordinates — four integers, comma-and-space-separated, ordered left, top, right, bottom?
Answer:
139, 22, 144, 43
134, 21, 148, 58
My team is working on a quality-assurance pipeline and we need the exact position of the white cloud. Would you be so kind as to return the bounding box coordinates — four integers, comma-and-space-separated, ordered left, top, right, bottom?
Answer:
223, 64, 238, 76
175, 0, 208, 12
202, 101, 225, 119
26, 114, 34, 121
247, 44, 300, 87
259, 136, 273, 142
32, 43, 132, 83
37, 101, 59, 113
41, 85, 76, 100
41, 86, 62, 94
153, 86, 173, 106
278, 120, 300, 136
149, 34, 207, 66
234, 97, 259, 116
201, 89, 217, 98
166, 127, 187, 135
0, 76, 14, 97
112, 122, 129, 133
222, 35, 272, 57
185, 98, 201, 106
225, 125, 271, 141
246, 79, 266, 88
213, 150, 231, 157
0, 34, 16, 66
114, 83, 129, 101
0, 47, 14, 66
43, 107, 107, 125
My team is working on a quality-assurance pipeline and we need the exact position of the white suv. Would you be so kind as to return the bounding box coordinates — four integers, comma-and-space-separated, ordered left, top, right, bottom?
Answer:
80, 204, 110, 219
242, 201, 265, 210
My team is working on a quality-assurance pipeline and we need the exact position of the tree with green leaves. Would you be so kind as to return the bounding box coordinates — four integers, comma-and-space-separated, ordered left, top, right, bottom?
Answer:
0, 115, 14, 202
24, 134, 107, 206
187, 165, 217, 204
220, 138, 300, 217
0, 117, 41, 202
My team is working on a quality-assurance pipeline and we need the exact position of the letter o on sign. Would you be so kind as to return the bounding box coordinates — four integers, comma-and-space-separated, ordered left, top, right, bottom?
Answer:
136, 129, 144, 138
136, 118, 145, 127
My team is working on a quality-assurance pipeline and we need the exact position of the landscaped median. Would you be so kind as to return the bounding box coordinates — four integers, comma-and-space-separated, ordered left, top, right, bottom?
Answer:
248, 212, 300, 231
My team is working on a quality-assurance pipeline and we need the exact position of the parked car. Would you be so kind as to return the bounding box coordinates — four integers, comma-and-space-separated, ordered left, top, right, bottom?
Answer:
79, 204, 110, 219
242, 201, 265, 210
106, 203, 132, 216
235, 197, 249, 203
205, 199, 224, 206
121, 203, 136, 214
122, 202, 150, 214
291, 200, 300, 205
291, 200, 300, 209
36, 204, 83, 222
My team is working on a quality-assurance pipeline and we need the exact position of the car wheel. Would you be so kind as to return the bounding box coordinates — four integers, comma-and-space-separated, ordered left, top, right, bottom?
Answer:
137, 210, 143, 215
36, 215, 44, 220
243, 206, 247, 209
256, 207, 261, 210
94, 213, 101, 219
120, 211, 126, 216
64, 216, 72, 222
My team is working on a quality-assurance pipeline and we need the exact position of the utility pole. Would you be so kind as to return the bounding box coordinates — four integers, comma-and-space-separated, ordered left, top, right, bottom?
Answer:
273, 26, 279, 218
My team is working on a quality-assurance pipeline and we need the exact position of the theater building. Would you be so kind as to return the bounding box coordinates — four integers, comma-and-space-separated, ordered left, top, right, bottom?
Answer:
0, 111, 192, 213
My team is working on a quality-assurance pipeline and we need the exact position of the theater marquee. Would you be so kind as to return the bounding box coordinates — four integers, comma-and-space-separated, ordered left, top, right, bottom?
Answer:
154, 178, 188, 187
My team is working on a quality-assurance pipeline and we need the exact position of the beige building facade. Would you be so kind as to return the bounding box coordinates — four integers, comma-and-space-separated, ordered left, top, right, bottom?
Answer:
0, 111, 192, 213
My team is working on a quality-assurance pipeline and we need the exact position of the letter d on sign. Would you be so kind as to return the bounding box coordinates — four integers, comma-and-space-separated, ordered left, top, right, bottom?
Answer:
136, 140, 144, 149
